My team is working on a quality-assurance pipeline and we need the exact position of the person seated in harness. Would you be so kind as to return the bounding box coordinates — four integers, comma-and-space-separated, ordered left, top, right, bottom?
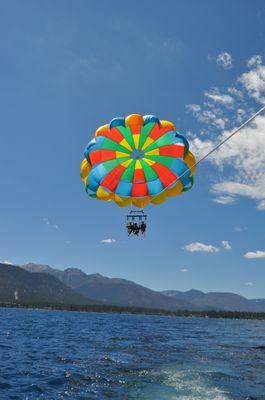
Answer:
133, 222, 140, 236
126, 222, 134, 236
140, 221, 147, 235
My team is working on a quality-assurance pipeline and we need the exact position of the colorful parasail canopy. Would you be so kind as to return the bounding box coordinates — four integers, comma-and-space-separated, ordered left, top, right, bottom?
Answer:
80, 114, 196, 208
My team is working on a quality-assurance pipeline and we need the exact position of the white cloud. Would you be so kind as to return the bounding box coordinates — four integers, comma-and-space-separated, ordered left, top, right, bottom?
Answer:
186, 104, 201, 114
212, 180, 265, 212
246, 282, 254, 286
216, 52, 233, 69
1, 260, 13, 265
234, 226, 244, 232
100, 238, 116, 244
221, 240, 232, 250
244, 250, 265, 259
200, 110, 218, 122
236, 108, 246, 123
186, 105, 227, 130
239, 57, 265, 103
180, 268, 189, 273
247, 55, 262, 69
215, 182, 257, 196
188, 54, 265, 210
184, 242, 219, 253
212, 195, 236, 205
257, 199, 265, 210
212, 117, 227, 129
43, 218, 60, 230
228, 87, 244, 99
189, 136, 215, 159
205, 88, 234, 107
192, 114, 265, 210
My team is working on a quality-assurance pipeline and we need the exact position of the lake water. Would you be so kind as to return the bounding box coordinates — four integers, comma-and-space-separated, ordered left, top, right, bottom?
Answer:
0, 308, 264, 399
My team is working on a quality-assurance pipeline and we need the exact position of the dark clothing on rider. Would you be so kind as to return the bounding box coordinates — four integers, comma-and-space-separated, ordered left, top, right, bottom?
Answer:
127, 222, 134, 236
127, 220, 146, 237
133, 223, 139, 236
140, 221, 146, 234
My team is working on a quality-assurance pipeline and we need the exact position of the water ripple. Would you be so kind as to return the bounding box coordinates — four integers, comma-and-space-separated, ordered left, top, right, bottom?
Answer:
0, 308, 264, 399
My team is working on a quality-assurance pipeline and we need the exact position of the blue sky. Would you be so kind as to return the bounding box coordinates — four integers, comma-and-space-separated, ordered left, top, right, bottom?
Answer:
0, 0, 265, 298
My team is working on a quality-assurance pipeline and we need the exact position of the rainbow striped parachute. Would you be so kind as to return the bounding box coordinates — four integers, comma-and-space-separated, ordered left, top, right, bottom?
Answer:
80, 114, 196, 208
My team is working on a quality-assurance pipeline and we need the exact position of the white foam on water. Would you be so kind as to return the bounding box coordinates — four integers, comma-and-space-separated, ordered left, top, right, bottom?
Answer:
164, 370, 229, 400
162, 367, 231, 400
132, 366, 231, 400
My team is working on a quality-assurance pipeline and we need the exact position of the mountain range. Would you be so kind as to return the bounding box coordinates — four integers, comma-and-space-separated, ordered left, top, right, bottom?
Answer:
21, 263, 194, 310
161, 289, 265, 313
0, 262, 264, 312
0, 263, 96, 305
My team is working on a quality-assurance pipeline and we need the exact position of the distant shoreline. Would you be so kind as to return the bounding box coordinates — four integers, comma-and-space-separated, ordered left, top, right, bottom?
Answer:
0, 302, 265, 320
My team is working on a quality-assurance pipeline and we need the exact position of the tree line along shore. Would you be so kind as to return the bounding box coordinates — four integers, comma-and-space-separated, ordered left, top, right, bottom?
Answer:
0, 302, 265, 320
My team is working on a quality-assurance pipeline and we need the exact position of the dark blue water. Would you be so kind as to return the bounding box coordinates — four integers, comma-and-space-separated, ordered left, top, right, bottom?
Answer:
0, 309, 264, 399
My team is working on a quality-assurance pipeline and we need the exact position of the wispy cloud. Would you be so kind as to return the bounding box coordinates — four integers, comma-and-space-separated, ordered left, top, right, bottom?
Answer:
244, 250, 265, 259
247, 55, 262, 69
216, 52, 233, 69
1, 260, 13, 265
43, 218, 60, 230
186, 103, 228, 130
234, 226, 245, 232
188, 54, 265, 210
246, 282, 254, 286
100, 238, 116, 244
257, 200, 265, 210
205, 88, 234, 107
184, 241, 231, 253
221, 240, 232, 250
239, 57, 265, 103
180, 267, 189, 273
186, 104, 201, 115
212, 195, 237, 205
228, 87, 244, 99
184, 242, 219, 253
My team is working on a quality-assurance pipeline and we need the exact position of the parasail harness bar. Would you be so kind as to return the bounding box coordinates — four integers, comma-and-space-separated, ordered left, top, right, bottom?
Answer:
126, 210, 147, 222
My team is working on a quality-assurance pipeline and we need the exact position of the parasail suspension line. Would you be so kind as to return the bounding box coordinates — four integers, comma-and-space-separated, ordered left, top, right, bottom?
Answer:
146, 104, 265, 210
